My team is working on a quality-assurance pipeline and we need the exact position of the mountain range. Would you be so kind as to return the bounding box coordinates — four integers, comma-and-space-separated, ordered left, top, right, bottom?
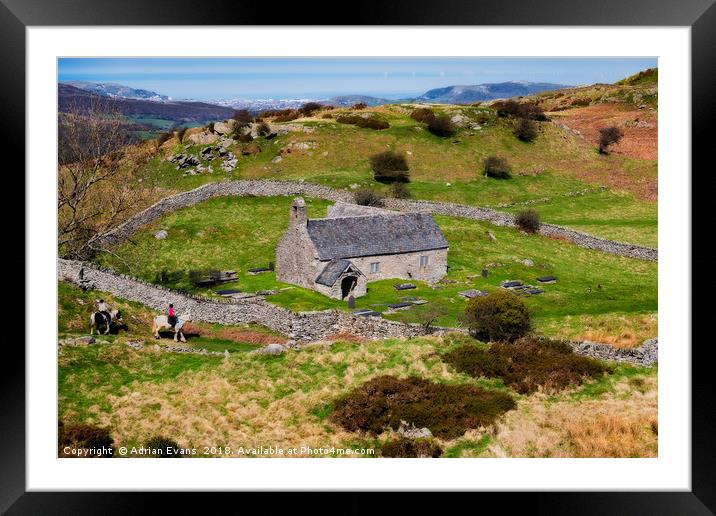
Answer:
58, 83, 235, 122
61, 80, 568, 113
415, 81, 568, 103
64, 81, 172, 102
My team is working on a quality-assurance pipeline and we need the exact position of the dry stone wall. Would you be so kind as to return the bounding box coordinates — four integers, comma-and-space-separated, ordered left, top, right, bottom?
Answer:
567, 338, 658, 367
88, 180, 656, 261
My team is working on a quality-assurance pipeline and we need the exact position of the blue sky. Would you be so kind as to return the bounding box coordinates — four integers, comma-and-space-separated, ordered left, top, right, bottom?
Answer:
58, 57, 657, 100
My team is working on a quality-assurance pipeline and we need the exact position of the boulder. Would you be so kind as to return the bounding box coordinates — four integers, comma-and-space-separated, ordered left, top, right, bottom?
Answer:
397, 420, 433, 439
213, 120, 237, 135
252, 343, 286, 355
60, 336, 96, 346
154, 230, 168, 239
187, 131, 220, 145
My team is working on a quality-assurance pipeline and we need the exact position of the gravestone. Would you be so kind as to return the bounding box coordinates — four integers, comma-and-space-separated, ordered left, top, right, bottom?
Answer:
347, 295, 356, 309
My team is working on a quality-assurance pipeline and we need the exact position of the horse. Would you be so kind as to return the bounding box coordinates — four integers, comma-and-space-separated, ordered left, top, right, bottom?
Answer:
152, 313, 191, 342
89, 309, 122, 335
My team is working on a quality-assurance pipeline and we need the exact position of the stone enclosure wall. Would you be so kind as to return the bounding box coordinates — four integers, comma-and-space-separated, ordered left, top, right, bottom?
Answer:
89, 180, 657, 261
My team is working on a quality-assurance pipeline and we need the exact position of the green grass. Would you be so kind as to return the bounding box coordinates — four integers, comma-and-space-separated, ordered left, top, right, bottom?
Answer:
94, 195, 657, 339
139, 104, 656, 246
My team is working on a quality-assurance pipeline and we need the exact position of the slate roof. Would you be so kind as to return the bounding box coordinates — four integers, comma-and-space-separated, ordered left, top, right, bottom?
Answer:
315, 259, 357, 286
306, 213, 448, 261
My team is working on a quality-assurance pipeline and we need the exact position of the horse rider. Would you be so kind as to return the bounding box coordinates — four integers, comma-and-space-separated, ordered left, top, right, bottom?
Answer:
97, 299, 112, 326
167, 303, 177, 329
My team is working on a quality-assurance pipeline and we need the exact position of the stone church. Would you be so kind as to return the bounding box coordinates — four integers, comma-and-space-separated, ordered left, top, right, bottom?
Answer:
275, 198, 449, 299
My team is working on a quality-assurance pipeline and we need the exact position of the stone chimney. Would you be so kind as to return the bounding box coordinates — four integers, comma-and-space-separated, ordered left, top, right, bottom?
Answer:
290, 197, 307, 228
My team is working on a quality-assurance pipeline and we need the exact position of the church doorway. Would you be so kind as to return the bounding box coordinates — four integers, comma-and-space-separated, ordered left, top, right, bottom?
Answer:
341, 276, 358, 299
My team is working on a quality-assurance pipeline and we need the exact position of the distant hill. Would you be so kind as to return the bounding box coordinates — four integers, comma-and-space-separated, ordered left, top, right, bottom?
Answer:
64, 81, 171, 102
58, 83, 235, 123
415, 81, 568, 104
327, 95, 392, 107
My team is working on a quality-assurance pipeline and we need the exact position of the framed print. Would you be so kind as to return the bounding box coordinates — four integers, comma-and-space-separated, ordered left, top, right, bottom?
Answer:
5, 0, 711, 512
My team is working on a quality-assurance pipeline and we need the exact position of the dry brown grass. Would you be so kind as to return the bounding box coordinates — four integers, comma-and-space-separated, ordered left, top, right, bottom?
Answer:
324, 332, 368, 344
181, 322, 288, 345
487, 375, 657, 458
545, 233, 575, 244
540, 313, 657, 348
564, 412, 658, 458
579, 330, 639, 348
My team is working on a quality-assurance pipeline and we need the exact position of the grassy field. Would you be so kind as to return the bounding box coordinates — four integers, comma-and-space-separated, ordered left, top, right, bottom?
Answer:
141, 101, 657, 247
94, 195, 657, 345
57, 329, 657, 458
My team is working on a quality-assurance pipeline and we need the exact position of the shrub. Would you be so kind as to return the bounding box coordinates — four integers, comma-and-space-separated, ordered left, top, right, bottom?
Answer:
145, 436, 181, 458
483, 156, 512, 179
156, 131, 173, 145
410, 107, 434, 123
369, 150, 410, 183
58, 422, 114, 457
463, 290, 531, 342
389, 182, 412, 199
336, 115, 388, 129
353, 187, 383, 207
515, 209, 541, 233
300, 102, 322, 116
443, 337, 609, 394
321, 113, 334, 119
356, 117, 389, 130
426, 114, 456, 137
274, 112, 299, 123
336, 114, 362, 125
206, 122, 215, 133
330, 375, 515, 439
237, 132, 253, 143
232, 109, 253, 127
493, 99, 521, 117
598, 126, 624, 153
352, 102, 368, 109
381, 438, 442, 458
514, 118, 538, 142
255, 122, 271, 137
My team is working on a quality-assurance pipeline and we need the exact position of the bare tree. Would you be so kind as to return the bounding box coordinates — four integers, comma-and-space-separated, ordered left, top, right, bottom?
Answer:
418, 305, 448, 334
58, 96, 155, 259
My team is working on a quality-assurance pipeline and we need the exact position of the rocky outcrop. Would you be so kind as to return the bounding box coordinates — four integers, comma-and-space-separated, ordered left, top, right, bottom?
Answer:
87, 180, 656, 261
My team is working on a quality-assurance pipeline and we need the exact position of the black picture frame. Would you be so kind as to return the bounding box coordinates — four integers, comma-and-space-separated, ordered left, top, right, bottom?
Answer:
4, 0, 708, 512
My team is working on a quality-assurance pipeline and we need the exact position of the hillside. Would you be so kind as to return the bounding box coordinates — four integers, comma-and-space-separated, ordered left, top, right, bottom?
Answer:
140, 87, 657, 246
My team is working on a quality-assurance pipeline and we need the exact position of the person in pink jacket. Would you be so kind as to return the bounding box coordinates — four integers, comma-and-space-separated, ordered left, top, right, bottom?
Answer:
167, 303, 177, 328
